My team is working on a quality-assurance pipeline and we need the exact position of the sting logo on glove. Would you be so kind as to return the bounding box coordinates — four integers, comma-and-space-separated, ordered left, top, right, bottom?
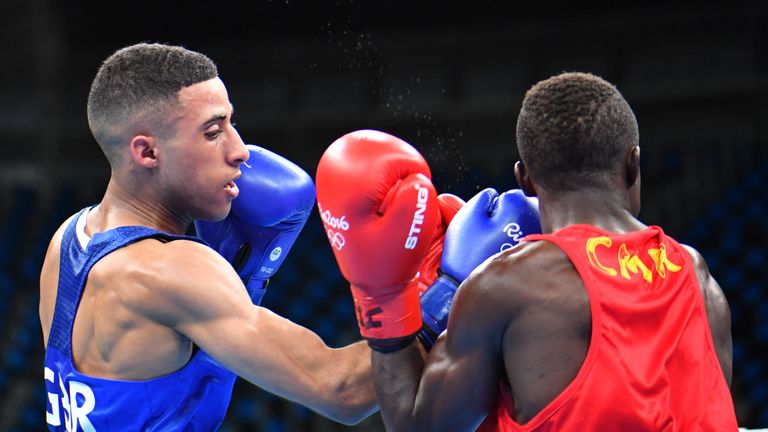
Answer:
405, 185, 430, 250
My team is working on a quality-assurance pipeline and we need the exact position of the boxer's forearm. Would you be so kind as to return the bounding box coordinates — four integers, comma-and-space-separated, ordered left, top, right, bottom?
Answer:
318, 340, 379, 425
372, 342, 425, 432
244, 332, 377, 425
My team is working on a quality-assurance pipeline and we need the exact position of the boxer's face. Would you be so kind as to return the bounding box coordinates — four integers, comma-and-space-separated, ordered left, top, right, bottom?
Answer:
159, 77, 248, 221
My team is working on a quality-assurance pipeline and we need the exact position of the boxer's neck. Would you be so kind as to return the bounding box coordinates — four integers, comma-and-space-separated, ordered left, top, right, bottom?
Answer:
89, 178, 190, 236
537, 187, 646, 235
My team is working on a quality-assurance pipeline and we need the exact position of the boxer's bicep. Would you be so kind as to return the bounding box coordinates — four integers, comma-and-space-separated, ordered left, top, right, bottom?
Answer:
144, 241, 376, 424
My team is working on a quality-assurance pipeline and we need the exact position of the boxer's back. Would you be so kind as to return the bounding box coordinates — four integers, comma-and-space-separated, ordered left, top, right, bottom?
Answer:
497, 238, 590, 422
484, 224, 738, 430
40, 207, 236, 431
42, 213, 188, 379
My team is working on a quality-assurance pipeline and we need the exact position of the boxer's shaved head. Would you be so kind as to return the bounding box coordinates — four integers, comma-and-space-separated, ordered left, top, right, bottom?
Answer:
516, 72, 638, 192
87, 43, 218, 164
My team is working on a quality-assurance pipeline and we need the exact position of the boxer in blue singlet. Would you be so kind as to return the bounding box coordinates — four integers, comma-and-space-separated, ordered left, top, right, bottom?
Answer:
39, 43, 377, 431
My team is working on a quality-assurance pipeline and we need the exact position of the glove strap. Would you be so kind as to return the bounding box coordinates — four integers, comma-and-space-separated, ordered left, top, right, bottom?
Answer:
245, 277, 268, 306
350, 281, 422, 349
418, 273, 459, 351
368, 334, 418, 353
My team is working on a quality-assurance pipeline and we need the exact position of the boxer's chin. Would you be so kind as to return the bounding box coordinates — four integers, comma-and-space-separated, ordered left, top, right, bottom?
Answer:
199, 202, 232, 223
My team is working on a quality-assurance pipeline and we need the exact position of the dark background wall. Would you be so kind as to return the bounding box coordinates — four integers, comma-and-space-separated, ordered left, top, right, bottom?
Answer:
0, 1, 767, 430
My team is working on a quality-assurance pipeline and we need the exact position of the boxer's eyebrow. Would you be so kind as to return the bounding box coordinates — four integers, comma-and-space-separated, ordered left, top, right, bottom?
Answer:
202, 114, 226, 127
201, 104, 236, 128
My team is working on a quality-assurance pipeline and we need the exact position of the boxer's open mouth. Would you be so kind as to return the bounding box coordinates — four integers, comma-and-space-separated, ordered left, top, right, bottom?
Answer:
225, 178, 239, 197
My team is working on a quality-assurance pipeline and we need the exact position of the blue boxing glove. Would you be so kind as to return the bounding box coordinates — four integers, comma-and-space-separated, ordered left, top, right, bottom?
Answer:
195, 145, 316, 305
419, 188, 541, 350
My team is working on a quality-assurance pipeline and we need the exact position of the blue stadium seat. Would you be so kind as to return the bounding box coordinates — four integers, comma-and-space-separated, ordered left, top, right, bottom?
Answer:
333, 297, 353, 319
742, 359, 764, 383
3, 346, 25, 371
275, 266, 299, 289
0, 187, 37, 265
19, 406, 39, 429
746, 247, 767, 271
20, 235, 51, 282
288, 302, 311, 323
745, 170, 764, 191
726, 188, 745, 207
299, 279, 318, 297
730, 303, 742, 324
265, 418, 286, 432
741, 282, 764, 305
687, 220, 711, 245
703, 251, 722, 276
313, 319, 335, 343
733, 341, 746, 364
744, 200, 765, 221
720, 269, 744, 295
664, 151, 683, 172
722, 236, 743, 258
234, 395, 261, 421
290, 403, 312, 424
217, 424, 235, 432
755, 321, 768, 343
0, 273, 17, 307
706, 202, 728, 224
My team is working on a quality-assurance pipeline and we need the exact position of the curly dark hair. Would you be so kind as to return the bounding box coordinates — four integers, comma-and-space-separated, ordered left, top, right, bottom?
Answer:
86, 43, 218, 163
516, 72, 639, 192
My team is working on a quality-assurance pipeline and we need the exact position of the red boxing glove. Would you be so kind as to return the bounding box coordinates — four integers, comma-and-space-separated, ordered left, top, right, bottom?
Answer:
316, 130, 439, 351
417, 193, 466, 295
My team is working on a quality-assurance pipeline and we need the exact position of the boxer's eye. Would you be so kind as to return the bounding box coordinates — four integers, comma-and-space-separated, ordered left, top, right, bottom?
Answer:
205, 128, 222, 139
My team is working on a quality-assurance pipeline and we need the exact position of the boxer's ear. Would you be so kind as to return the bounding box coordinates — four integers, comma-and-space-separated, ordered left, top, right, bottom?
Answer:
130, 135, 159, 168
625, 146, 640, 188
514, 161, 536, 197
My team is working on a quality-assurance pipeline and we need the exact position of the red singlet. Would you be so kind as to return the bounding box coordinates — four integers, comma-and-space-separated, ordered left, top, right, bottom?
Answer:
480, 225, 737, 431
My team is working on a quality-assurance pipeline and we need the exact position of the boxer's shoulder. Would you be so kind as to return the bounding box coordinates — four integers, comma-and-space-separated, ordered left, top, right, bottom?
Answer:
102, 236, 230, 282
458, 240, 579, 314
91, 237, 240, 315
678, 243, 710, 279
469, 240, 569, 288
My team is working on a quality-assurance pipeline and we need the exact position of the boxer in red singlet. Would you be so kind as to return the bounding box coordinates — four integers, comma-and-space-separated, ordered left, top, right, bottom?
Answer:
369, 72, 738, 431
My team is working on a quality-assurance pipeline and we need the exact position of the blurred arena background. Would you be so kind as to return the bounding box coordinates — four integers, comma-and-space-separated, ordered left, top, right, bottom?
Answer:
0, 0, 767, 430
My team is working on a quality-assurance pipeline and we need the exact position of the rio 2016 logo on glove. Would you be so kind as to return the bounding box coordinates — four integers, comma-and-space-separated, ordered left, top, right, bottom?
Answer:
501, 222, 525, 251
319, 203, 349, 251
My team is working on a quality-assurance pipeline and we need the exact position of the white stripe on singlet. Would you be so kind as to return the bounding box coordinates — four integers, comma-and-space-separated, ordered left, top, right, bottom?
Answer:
75, 206, 93, 249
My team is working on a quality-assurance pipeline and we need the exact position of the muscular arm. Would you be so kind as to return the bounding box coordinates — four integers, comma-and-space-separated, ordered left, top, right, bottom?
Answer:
137, 240, 377, 425
373, 257, 510, 431
683, 244, 733, 386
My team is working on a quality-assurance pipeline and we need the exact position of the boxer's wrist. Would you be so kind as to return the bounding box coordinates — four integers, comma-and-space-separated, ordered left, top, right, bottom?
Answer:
367, 333, 418, 353
351, 282, 422, 342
